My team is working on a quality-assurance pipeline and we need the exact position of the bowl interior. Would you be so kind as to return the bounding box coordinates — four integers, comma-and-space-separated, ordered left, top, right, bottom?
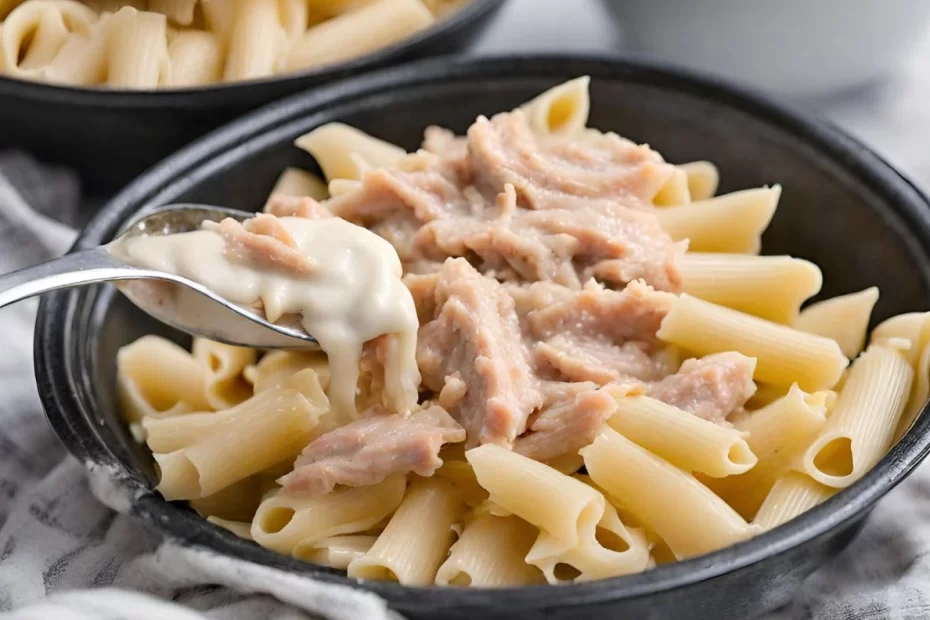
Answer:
39, 57, 930, 615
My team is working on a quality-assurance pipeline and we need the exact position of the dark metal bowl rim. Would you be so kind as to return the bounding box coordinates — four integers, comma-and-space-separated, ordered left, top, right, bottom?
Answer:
0, 0, 505, 107
34, 53, 930, 610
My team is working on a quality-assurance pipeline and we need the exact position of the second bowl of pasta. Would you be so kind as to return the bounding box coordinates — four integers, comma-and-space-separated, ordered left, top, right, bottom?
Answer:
34, 55, 930, 620
0, 0, 507, 193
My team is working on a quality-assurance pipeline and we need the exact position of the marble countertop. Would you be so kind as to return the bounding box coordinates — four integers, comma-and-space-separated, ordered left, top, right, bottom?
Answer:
470, 0, 930, 190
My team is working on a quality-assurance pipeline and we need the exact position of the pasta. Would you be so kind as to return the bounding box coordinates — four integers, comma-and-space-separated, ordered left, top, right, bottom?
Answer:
109, 77, 930, 587
657, 294, 848, 392
0, 0, 463, 87
677, 253, 822, 324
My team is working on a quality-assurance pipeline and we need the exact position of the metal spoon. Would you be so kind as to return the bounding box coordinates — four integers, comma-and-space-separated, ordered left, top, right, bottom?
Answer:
0, 204, 319, 349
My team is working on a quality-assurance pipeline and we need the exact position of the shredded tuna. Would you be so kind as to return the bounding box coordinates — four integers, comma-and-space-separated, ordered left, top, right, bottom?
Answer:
646, 352, 758, 424
466, 110, 675, 211
411, 204, 683, 291
535, 336, 674, 384
265, 195, 333, 219
279, 405, 465, 496
207, 215, 316, 275
514, 385, 617, 461
417, 258, 543, 448
423, 125, 468, 160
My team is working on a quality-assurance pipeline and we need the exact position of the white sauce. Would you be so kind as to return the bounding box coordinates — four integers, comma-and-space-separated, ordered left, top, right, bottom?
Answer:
108, 216, 420, 419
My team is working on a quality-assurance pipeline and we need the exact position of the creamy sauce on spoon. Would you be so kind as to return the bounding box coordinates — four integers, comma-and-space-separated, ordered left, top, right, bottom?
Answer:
108, 215, 420, 419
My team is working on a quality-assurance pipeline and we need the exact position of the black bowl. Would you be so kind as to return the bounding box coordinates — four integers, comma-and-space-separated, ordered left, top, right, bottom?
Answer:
35, 55, 930, 619
0, 0, 505, 195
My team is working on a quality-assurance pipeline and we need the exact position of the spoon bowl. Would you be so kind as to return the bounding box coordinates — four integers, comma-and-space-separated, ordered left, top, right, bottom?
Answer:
0, 204, 319, 350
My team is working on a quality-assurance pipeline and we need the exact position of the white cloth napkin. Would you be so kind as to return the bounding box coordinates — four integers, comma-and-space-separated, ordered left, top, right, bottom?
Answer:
1, 153, 930, 620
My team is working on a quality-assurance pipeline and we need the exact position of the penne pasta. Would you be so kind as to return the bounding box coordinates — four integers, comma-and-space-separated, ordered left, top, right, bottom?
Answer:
678, 253, 822, 324
294, 122, 406, 182
200, 0, 235, 40
678, 160, 719, 201
222, 0, 285, 82
795, 287, 880, 358
605, 389, 758, 478
657, 294, 848, 392
520, 76, 591, 136
752, 471, 836, 531
164, 29, 223, 86
252, 475, 405, 555
348, 477, 465, 584
434, 459, 488, 508
654, 186, 780, 254
871, 312, 930, 441
581, 426, 759, 559
278, 0, 308, 39
44, 13, 110, 85
154, 386, 323, 499
192, 338, 257, 409
296, 535, 377, 569
435, 513, 544, 586
2, 0, 97, 76
286, 0, 434, 71
707, 384, 828, 519
801, 343, 913, 488
466, 444, 603, 557
653, 167, 690, 206
528, 501, 651, 584
117, 335, 210, 422
207, 516, 254, 540
190, 474, 267, 522
107, 7, 170, 88
263, 167, 330, 209
243, 350, 331, 394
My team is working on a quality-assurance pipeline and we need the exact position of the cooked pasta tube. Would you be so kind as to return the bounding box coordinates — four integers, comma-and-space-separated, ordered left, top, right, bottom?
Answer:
164, 29, 223, 87
107, 7, 170, 88
200, 0, 235, 40
263, 168, 330, 209
286, 0, 434, 71
801, 343, 913, 488
678, 160, 719, 201
435, 514, 544, 587
278, 0, 308, 39
520, 76, 590, 136
251, 475, 405, 555
192, 338, 257, 409
871, 312, 930, 440
795, 287, 879, 358
654, 186, 780, 254
678, 253, 822, 323
149, 0, 198, 25
2, 0, 97, 75
752, 471, 836, 531
581, 426, 759, 559
223, 0, 285, 82
434, 459, 488, 508
243, 350, 331, 394
653, 167, 690, 206
117, 335, 210, 421
154, 386, 323, 499
605, 391, 757, 477
707, 384, 828, 519
348, 477, 465, 584
466, 444, 604, 556
294, 123, 406, 182
528, 501, 651, 584
44, 13, 110, 85
296, 535, 377, 569
189, 474, 266, 522
657, 294, 848, 392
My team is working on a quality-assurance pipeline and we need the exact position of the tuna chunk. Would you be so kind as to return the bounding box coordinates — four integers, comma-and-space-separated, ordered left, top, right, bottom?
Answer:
646, 352, 758, 424
423, 125, 468, 160
514, 384, 617, 461
264, 195, 333, 219
206, 215, 315, 275
535, 336, 675, 384
417, 258, 543, 448
411, 203, 684, 291
467, 109, 675, 211
279, 405, 465, 496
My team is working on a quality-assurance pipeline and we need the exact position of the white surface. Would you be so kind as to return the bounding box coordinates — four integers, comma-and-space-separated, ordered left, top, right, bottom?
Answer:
471, 0, 930, 189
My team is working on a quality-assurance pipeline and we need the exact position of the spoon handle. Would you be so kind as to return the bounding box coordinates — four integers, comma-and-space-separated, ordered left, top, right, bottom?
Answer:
0, 248, 147, 309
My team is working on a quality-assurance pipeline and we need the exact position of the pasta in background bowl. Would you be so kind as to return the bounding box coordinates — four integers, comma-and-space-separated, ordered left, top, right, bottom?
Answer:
0, 0, 506, 193
34, 56, 930, 620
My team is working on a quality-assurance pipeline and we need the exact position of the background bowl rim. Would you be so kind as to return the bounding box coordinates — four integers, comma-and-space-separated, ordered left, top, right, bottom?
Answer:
34, 53, 930, 610
0, 0, 506, 107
